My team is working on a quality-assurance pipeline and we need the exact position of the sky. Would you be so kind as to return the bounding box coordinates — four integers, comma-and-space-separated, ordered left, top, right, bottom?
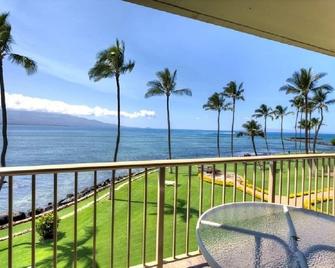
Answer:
2, 0, 335, 132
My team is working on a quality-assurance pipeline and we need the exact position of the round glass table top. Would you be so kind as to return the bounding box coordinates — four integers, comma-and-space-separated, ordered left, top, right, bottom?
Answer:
196, 202, 335, 268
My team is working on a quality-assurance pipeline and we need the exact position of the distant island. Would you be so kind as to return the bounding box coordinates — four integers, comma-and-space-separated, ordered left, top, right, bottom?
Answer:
1, 110, 115, 127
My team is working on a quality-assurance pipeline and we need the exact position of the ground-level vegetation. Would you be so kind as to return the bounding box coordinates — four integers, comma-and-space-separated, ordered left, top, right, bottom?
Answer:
0, 160, 333, 267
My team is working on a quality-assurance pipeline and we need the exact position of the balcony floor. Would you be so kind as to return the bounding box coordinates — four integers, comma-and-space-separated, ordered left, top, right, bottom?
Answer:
132, 252, 209, 268
162, 255, 208, 268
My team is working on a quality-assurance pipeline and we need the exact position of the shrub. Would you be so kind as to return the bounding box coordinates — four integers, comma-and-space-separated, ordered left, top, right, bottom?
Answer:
36, 212, 60, 240
331, 138, 335, 146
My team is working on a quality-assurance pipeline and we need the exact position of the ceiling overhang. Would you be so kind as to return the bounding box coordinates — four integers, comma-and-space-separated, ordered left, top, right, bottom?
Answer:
125, 0, 335, 57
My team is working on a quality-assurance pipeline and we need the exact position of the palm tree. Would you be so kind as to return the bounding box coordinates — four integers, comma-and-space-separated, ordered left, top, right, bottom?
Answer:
306, 101, 316, 151
0, 13, 37, 190
253, 104, 273, 153
203, 92, 231, 157
145, 68, 191, 160
311, 89, 335, 153
289, 96, 304, 151
274, 105, 292, 153
280, 68, 332, 153
237, 120, 264, 156
89, 39, 135, 197
223, 81, 245, 156
298, 119, 312, 138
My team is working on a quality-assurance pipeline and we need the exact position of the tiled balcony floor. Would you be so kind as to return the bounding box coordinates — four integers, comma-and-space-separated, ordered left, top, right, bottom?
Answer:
162, 254, 209, 267
132, 252, 209, 268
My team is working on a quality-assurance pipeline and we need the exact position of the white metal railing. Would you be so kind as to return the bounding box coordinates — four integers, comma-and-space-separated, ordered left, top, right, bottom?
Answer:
0, 153, 334, 267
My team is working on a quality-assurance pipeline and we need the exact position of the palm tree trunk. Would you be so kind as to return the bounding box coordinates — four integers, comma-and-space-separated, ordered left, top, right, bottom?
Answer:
251, 136, 257, 156
264, 117, 269, 153
304, 95, 309, 154
308, 111, 315, 151
166, 95, 172, 160
110, 74, 121, 199
113, 74, 121, 163
299, 111, 303, 151
217, 111, 221, 157
230, 100, 235, 157
294, 110, 299, 152
280, 117, 285, 152
0, 60, 8, 191
313, 108, 323, 153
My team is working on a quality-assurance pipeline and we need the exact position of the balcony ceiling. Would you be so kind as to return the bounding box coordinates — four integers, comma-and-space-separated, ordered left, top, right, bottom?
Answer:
125, 0, 335, 57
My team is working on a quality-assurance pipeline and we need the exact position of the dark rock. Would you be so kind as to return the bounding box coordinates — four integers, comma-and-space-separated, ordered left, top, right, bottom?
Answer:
0, 213, 8, 225
35, 207, 44, 215
58, 199, 66, 206
27, 209, 33, 217
58, 197, 73, 206
13, 211, 26, 222
66, 193, 74, 199
27, 207, 44, 217
44, 205, 53, 211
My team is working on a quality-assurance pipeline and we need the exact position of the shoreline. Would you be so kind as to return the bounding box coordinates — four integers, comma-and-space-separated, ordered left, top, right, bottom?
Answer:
0, 168, 155, 228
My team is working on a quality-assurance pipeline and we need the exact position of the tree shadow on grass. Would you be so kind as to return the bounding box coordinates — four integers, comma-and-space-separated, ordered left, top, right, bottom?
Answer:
0, 232, 66, 253
115, 198, 199, 223
152, 199, 199, 223
35, 227, 99, 268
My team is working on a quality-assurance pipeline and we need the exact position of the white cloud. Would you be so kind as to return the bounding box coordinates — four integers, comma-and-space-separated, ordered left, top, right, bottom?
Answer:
6, 92, 156, 119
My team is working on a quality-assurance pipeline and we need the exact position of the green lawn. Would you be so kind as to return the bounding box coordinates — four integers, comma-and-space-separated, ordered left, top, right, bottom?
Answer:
0, 160, 334, 267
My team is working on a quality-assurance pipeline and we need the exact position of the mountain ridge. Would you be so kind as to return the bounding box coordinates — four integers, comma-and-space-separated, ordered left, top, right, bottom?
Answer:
1, 110, 115, 127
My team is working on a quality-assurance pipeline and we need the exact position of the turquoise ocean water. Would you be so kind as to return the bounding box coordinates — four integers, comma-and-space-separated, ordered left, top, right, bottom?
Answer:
0, 125, 334, 212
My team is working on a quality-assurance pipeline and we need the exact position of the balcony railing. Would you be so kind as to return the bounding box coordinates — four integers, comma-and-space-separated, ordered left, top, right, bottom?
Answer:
0, 153, 334, 267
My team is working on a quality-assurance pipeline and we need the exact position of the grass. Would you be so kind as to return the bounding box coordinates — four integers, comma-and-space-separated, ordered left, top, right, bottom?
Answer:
0, 160, 334, 267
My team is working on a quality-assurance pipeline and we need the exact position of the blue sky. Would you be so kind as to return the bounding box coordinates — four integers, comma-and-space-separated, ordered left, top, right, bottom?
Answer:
2, 0, 335, 132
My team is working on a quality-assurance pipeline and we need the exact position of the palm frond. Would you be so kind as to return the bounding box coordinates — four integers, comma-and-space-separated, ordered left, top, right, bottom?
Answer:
236, 132, 245, 137
89, 39, 134, 81
88, 62, 114, 81
9, 53, 37, 74
0, 12, 9, 26
120, 60, 135, 74
311, 84, 333, 92
325, 99, 335, 105
0, 26, 13, 53
173, 88, 192, 96
147, 80, 163, 89
144, 87, 165, 98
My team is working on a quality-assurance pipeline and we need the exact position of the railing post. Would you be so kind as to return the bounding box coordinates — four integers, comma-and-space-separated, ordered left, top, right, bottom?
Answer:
156, 167, 165, 267
268, 161, 276, 203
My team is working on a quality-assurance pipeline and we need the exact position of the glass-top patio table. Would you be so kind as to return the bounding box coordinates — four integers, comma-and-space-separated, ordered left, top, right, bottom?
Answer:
196, 202, 335, 268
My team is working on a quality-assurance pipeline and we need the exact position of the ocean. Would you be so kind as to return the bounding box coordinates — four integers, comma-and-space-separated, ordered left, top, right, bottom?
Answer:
0, 125, 334, 212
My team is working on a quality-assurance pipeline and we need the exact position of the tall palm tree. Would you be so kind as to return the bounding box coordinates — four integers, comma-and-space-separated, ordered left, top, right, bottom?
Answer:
0, 13, 37, 190
253, 104, 273, 153
203, 92, 231, 157
89, 39, 135, 197
311, 89, 335, 153
274, 105, 292, 153
145, 68, 191, 160
223, 81, 244, 157
280, 68, 332, 153
237, 120, 264, 156
298, 119, 312, 139
289, 96, 304, 151
306, 101, 316, 151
